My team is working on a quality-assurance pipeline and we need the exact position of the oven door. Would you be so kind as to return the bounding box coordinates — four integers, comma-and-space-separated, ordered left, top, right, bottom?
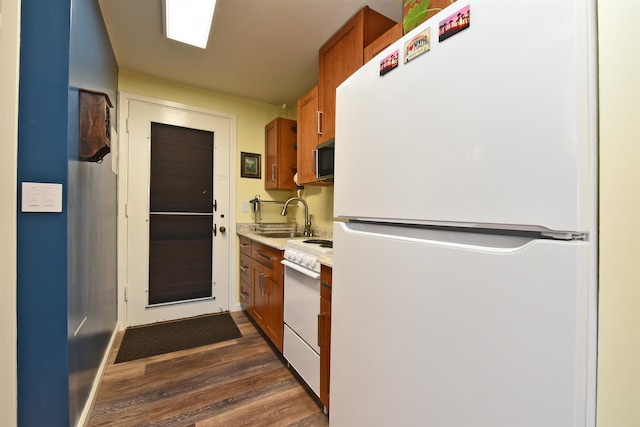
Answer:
282, 260, 321, 354
282, 260, 321, 396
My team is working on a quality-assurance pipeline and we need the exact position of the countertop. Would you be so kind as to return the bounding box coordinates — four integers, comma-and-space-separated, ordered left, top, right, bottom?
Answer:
237, 223, 333, 268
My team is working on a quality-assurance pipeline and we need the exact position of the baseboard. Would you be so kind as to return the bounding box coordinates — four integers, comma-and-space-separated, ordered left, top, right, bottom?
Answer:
75, 326, 119, 427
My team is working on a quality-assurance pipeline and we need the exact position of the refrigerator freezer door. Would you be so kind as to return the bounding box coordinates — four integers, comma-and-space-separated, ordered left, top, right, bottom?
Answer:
330, 222, 593, 427
334, 0, 596, 233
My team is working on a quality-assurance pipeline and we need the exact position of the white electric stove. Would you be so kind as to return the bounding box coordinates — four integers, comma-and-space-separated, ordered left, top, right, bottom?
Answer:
281, 238, 333, 398
283, 238, 333, 273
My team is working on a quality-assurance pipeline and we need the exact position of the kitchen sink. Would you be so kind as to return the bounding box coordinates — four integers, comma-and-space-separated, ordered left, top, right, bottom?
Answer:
260, 232, 304, 238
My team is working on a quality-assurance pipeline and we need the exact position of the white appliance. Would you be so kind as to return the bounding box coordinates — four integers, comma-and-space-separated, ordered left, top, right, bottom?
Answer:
281, 238, 333, 397
330, 1, 597, 426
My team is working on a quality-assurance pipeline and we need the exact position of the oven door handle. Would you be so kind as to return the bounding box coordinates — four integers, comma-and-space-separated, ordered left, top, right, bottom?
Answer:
281, 259, 321, 279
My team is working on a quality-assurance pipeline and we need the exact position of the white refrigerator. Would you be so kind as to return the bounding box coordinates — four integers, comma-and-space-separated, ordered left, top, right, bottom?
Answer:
330, 1, 598, 426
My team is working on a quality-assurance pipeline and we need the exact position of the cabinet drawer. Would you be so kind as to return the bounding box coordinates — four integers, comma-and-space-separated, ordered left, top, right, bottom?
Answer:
252, 242, 284, 274
240, 252, 251, 284
239, 235, 252, 256
321, 281, 332, 301
240, 278, 252, 309
321, 265, 332, 301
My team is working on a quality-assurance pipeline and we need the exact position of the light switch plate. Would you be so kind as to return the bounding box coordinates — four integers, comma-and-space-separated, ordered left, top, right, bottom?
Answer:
22, 182, 63, 212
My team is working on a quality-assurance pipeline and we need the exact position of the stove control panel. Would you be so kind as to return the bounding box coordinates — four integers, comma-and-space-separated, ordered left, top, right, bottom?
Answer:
284, 248, 319, 272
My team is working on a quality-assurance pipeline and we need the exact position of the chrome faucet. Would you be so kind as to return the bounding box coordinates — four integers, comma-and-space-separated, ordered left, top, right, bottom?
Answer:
281, 197, 312, 236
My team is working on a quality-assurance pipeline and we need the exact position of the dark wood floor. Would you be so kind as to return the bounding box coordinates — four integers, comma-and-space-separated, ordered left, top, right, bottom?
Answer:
87, 311, 329, 427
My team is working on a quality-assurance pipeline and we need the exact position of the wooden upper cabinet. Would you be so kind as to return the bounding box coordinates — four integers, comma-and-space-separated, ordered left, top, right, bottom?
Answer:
318, 6, 396, 144
265, 117, 297, 190
364, 22, 403, 63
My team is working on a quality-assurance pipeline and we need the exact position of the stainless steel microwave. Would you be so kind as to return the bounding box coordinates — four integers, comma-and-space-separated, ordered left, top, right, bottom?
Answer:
316, 138, 335, 181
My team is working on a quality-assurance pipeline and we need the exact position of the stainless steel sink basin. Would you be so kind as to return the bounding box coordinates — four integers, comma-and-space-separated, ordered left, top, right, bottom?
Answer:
260, 232, 304, 238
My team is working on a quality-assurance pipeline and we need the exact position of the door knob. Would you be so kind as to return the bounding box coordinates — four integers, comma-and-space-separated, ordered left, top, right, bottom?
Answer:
219, 226, 226, 233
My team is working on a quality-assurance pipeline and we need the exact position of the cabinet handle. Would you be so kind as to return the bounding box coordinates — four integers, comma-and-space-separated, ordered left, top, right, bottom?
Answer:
318, 313, 325, 347
259, 273, 267, 296
240, 243, 249, 248
317, 111, 323, 135
240, 265, 249, 273
312, 149, 317, 173
256, 251, 272, 261
240, 291, 249, 301
271, 164, 276, 181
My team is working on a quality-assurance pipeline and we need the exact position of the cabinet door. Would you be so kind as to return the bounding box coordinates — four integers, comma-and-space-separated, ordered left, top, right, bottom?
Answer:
265, 117, 297, 190
296, 86, 321, 185
318, 7, 396, 143
318, 13, 363, 144
252, 261, 283, 351
265, 270, 284, 352
251, 261, 268, 325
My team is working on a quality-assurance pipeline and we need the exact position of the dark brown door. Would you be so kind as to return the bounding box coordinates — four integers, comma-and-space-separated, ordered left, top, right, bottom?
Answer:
148, 122, 214, 305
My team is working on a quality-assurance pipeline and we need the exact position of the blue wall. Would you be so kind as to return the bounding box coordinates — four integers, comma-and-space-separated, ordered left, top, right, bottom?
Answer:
67, 0, 118, 423
17, 0, 118, 425
17, 0, 71, 425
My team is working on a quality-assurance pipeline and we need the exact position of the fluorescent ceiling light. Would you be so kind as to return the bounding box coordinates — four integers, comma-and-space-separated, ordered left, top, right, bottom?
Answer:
164, 0, 216, 49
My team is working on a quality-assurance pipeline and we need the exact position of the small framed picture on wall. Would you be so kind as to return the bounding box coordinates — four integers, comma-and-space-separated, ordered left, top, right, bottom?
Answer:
241, 152, 261, 179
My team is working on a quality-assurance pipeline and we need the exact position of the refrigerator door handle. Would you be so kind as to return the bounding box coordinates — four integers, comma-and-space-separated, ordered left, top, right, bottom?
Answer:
340, 222, 552, 254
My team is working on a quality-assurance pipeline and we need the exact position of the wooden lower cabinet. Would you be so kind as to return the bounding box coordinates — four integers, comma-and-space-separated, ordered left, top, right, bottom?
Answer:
238, 235, 285, 352
251, 260, 284, 351
319, 265, 332, 410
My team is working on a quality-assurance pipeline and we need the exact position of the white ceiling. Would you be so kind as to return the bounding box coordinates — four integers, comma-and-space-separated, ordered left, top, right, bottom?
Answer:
98, 0, 402, 108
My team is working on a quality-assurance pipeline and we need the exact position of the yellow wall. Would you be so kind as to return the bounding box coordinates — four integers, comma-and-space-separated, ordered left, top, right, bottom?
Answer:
597, 0, 640, 425
118, 70, 335, 230
297, 184, 335, 231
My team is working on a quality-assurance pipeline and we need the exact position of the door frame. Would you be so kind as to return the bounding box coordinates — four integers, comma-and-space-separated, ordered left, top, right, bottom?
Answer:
116, 92, 238, 327
0, 0, 20, 422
